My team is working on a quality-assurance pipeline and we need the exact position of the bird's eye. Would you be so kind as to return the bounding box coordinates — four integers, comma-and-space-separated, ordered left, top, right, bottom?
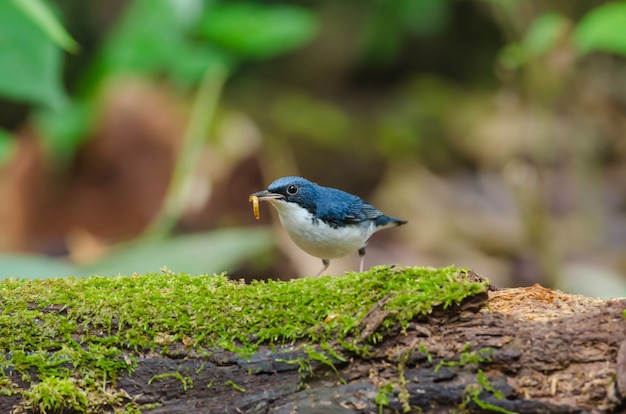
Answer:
286, 185, 299, 195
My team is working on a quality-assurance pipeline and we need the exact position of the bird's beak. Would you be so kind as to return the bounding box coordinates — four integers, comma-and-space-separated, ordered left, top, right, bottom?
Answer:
249, 190, 284, 201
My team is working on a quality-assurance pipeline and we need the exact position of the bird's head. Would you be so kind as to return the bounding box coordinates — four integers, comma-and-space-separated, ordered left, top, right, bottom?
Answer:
250, 176, 319, 213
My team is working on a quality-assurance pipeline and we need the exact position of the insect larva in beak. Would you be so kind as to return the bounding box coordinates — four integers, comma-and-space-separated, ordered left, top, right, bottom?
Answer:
249, 195, 260, 220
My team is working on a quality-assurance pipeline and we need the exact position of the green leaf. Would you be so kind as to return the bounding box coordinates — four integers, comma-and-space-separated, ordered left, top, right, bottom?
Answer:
524, 12, 570, 56
0, 1, 68, 108
0, 254, 79, 280
82, 228, 275, 277
97, 0, 233, 92
10, 0, 78, 52
97, 0, 232, 86
197, 2, 318, 59
575, 1, 626, 56
169, 43, 233, 88
102, 0, 189, 73
0, 129, 17, 166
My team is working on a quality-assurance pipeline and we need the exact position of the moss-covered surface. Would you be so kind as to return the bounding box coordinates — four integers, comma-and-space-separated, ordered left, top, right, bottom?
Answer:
0, 265, 488, 412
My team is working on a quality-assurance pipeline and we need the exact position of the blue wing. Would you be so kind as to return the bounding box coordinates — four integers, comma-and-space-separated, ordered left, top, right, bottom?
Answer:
343, 202, 383, 223
315, 188, 384, 227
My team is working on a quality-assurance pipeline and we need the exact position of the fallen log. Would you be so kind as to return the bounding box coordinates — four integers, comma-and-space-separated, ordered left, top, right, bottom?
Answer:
0, 267, 624, 413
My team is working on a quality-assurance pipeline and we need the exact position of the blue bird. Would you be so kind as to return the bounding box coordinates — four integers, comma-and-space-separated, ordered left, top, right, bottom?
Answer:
250, 176, 407, 276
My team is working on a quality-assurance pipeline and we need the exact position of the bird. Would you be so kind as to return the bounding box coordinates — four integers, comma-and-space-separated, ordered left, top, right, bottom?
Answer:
250, 176, 407, 276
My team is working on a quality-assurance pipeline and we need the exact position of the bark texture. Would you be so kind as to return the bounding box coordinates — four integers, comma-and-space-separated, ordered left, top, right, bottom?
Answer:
112, 285, 626, 413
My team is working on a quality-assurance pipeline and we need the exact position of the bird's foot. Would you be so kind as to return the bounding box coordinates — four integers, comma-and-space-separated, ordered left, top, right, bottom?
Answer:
358, 247, 366, 272
315, 259, 330, 277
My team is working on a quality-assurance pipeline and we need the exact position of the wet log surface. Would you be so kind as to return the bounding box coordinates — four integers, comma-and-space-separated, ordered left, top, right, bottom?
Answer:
112, 285, 626, 413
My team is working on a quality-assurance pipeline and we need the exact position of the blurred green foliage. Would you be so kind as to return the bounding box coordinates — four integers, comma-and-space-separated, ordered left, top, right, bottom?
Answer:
83, 228, 276, 278
499, 2, 626, 70
0, 229, 275, 279
3, 1, 626, 158
0, 0, 70, 109
38, 0, 317, 161
0, 0, 318, 279
361, 0, 451, 66
198, 3, 318, 59
270, 93, 352, 147
574, 1, 626, 55
0, 254, 79, 280
524, 13, 570, 57
13, 0, 78, 52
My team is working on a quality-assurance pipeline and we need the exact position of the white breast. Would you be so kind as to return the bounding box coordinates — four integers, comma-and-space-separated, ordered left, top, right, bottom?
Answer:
269, 200, 376, 259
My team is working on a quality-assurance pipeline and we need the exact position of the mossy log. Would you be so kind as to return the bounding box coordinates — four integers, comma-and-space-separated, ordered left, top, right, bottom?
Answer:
0, 267, 624, 413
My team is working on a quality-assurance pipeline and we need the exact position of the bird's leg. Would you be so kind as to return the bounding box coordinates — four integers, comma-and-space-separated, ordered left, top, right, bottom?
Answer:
315, 259, 330, 277
358, 247, 366, 272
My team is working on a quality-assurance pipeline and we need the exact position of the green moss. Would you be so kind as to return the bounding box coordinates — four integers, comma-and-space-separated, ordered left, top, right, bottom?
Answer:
461, 370, 514, 414
396, 349, 411, 412
0, 265, 488, 412
375, 382, 394, 413
148, 372, 193, 391
476, 369, 504, 400
435, 343, 494, 372
224, 379, 246, 393
0, 376, 18, 396
21, 376, 88, 413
